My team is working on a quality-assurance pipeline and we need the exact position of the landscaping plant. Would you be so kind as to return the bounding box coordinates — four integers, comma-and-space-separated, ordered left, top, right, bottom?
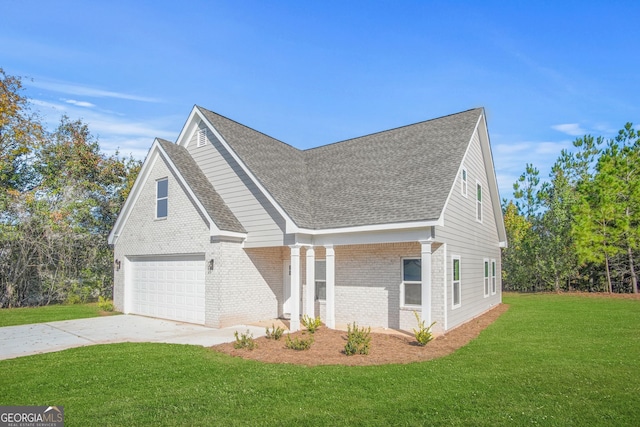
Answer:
301, 315, 322, 333
285, 333, 314, 350
265, 323, 284, 340
412, 311, 436, 346
344, 322, 371, 355
233, 330, 257, 350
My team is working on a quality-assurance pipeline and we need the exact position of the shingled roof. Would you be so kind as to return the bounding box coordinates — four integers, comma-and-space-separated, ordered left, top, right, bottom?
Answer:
197, 107, 483, 230
157, 138, 246, 234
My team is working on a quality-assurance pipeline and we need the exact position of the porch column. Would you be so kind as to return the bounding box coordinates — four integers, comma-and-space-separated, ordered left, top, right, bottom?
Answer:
305, 246, 315, 318
420, 240, 433, 325
289, 245, 301, 332
325, 245, 336, 329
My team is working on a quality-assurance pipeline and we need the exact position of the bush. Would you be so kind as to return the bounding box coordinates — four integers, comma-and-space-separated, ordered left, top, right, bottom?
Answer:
413, 311, 436, 346
344, 322, 371, 355
265, 323, 284, 340
97, 296, 114, 312
233, 330, 257, 350
285, 333, 314, 350
301, 315, 322, 333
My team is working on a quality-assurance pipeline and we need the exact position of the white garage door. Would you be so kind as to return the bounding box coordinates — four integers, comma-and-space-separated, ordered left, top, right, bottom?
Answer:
130, 255, 205, 324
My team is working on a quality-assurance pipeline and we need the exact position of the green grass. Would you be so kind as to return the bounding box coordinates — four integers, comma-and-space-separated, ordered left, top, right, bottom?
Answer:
1, 293, 638, 426
0, 303, 118, 327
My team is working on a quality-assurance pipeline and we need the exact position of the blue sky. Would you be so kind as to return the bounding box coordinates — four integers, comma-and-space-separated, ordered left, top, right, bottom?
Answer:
2, 1, 639, 201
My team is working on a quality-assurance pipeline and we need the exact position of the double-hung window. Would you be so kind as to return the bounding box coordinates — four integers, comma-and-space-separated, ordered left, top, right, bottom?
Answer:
476, 181, 483, 222
315, 260, 326, 300
156, 178, 168, 219
402, 258, 422, 306
461, 168, 468, 197
491, 259, 497, 295
483, 259, 490, 297
452, 256, 461, 308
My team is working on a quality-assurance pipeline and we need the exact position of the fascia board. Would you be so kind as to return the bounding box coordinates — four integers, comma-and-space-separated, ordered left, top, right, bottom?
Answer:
437, 113, 480, 226
477, 114, 508, 244
194, 108, 299, 232
295, 219, 441, 236
297, 226, 435, 247
108, 141, 161, 245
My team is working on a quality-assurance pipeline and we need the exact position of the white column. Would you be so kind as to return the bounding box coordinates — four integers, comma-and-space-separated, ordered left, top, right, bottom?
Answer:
325, 245, 336, 329
420, 241, 433, 325
305, 246, 315, 318
290, 245, 301, 332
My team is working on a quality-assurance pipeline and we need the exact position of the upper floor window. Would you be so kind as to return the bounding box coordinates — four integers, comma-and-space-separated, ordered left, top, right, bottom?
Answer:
156, 178, 168, 219
461, 168, 468, 197
402, 258, 422, 307
476, 181, 483, 222
197, 129, 207, 147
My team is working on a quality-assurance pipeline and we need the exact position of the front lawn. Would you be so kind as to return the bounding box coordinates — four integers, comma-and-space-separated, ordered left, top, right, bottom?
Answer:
0, 303, 118, 327
0, 293, 638, 426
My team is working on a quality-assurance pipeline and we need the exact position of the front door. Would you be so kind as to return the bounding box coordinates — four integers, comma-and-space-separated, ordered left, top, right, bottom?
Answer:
283, 262, 291, 317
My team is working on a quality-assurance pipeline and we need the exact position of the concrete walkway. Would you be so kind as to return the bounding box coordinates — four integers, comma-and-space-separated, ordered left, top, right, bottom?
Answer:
0, 315, 266, 360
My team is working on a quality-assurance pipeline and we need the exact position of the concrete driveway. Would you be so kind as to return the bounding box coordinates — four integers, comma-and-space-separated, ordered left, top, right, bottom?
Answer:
0, 315, 266, 360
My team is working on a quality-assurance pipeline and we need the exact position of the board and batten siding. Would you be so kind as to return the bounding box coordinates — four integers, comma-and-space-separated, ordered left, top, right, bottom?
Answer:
186, 123, 288, 248
436, 128, 502, 331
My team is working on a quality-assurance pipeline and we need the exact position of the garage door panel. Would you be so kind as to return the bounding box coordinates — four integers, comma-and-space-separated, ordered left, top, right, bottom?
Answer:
130, 255, 205, 325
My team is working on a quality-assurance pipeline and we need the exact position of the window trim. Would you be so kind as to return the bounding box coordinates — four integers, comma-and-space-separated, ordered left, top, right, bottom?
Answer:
461, 167, 468, 197
155, 177, 168, 219
401, 257, 422, 308
197, 129, 207, 147
452, 255, 461, 309
491, 259, 497, 295
476, 180, 483, 223
315, 259, 326, 301
483, 258, 490, 297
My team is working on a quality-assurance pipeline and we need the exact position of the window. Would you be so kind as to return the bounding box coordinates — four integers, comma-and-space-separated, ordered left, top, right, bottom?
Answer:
483, 259, 490, 297
461, 168, 468, 197
476, 181, 483, 222
315, 260, 326, 300
491, 259, 497, 295
197, 129, 207, 147
156, 178, 168, 219
452, 256, 461, 308
402, 258, 422, 306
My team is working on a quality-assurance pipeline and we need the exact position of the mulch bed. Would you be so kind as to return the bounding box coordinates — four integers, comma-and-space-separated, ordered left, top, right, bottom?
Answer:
211, 303, 509, 366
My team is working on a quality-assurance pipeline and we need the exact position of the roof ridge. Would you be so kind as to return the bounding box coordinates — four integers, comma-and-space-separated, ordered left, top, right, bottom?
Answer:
304, 107, 483, 152
196, 105, 302, 152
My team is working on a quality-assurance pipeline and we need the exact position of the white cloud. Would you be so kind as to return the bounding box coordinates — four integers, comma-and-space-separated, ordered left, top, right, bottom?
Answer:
29, 79, 161, 103
552, 123, 586, 136
64, 99, 95, 108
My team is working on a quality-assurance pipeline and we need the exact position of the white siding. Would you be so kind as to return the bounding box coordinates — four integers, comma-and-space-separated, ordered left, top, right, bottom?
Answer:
437, 129, 502, 330
187, 122, 287, 247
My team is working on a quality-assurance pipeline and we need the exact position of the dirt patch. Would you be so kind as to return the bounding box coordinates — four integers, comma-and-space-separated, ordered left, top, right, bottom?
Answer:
211, 304, 509, 366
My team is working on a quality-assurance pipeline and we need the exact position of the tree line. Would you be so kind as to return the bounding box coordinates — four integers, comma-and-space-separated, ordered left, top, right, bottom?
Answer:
502, 123, 640, 293
0, 69, 140, 307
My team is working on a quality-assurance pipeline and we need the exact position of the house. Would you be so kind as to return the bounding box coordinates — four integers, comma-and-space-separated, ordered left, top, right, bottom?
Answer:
108, 106, 507, 333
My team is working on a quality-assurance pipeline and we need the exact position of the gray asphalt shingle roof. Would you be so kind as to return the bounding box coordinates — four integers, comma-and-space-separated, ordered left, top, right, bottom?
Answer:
197, 107, 483, 230
157, 138, 246, 234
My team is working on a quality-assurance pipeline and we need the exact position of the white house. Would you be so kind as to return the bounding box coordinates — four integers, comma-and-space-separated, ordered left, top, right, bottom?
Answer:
108, 106, 506, 333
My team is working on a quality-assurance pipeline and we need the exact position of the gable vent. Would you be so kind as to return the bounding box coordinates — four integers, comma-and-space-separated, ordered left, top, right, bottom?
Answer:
197, 129, 207, 147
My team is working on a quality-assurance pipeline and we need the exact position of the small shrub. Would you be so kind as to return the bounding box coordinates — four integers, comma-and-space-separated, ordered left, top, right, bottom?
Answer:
285, 333, 314, 350
233, 330, 257, 350
344, 322, 371, 355
265, 323, 284, 340
301, 315, 322, 333
97, 296, 114, 312
413, 311, 436, 346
